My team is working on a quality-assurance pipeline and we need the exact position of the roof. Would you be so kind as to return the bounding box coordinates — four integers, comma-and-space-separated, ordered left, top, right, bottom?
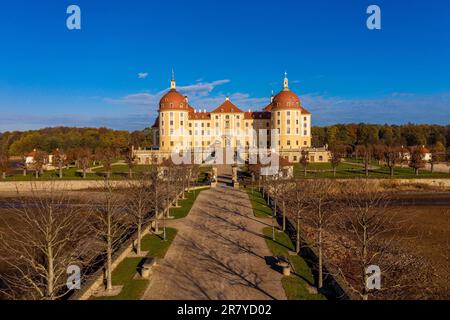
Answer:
211, 99, 244, 113
152, 116, 159, 128
159, 90, 190, 111
188, 112, 211, 120
244, 111, 271, 120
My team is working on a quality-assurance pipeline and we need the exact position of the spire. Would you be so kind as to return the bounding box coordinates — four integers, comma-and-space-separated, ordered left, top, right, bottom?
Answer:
170, 67, 176, 90
283, 71, 289, 91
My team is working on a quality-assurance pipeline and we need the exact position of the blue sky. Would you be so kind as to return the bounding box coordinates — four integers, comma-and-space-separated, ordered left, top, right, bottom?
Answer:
0, 0, 449, 131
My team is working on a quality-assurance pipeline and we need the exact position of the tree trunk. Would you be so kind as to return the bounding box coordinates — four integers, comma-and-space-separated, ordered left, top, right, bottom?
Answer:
282, 200, 286, 231
2, 171, 5, 179
23, 169, 27, 176
129, 167, 133, 178
106, 245, 112, 291
47, 240, 54, 299
390, 166, 394, 178
333, 167, 337, 177
35, 170, 39, 179
163, 208, 167, 241
271, 213, 275, 241
304, 166, 307, 177
318, 227, 323, 289
83, 169, 86, 179
59, 166, 63, 179
430, 164, 434, 173
296, 214, 300, 254
274, 199, 277, 217
136, 219, 142, 256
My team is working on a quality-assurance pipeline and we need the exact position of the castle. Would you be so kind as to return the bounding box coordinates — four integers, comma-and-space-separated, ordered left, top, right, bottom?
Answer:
134, 72, 329, 165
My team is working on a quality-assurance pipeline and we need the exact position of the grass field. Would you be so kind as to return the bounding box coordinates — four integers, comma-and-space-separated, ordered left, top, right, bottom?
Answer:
170, 187, 208, 219
243, 188, 273, 218
94, 228, 178, 300
262, 227, 326, 300
3, 164, 213, 182
293, 163, 450, 179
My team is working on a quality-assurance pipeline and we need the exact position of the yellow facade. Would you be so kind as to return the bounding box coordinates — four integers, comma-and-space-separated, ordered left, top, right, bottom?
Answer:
135, 73, 316, 164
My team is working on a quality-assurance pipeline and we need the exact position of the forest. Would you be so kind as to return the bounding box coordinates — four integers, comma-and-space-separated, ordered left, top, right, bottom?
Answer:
1, 123, 450, 157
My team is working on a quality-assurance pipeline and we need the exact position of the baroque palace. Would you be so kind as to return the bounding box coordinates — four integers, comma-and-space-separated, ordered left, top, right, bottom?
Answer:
134, 72, 329, 165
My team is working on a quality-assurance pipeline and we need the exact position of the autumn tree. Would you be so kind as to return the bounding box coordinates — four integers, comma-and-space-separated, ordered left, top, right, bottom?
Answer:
0, 184, 90, 299
96, 148, 115, 179
409, 147, 425, 175
32, 150, 48, 179
446, 148, 450, 175
0, 147, 9, 179
428, 148, 442, 173
52, 148, 66, 179
356, 145, 372, 177
383, 146, 401, 178
330, 145, 345, 177
75, 147, 92, 179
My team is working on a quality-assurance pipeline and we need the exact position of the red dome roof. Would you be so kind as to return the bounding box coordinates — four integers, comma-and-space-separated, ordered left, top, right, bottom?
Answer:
159, 90, 189, 111
271, 90, 301, 110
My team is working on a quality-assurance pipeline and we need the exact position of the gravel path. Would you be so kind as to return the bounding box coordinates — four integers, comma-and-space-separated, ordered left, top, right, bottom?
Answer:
142, 173, 286, 300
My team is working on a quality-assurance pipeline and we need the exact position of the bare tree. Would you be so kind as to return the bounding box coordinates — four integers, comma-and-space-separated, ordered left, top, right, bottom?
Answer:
356, 145, 372, 177
299, 150, 309, 177
330, 145, 345, 177
383, 146, 401, 178
125, 175, 153, 256
286, 180, 310, 253
303, 179, 336, 289
148, 162, 162, 234
96, 148, 115, 179
32, 150, 48, 179
0, 147, 8, 180
0, 183, 90, 299
52, 148, 66, 179
336, 180, 394, 300
89, 179, 131, 292
122, 145, 136, 178
428, 148, 441, 173
75, 147, 92, 179
19, 153, 28, 177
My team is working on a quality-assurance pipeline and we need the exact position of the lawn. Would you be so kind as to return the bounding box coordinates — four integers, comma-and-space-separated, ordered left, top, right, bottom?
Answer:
94, 227, 178, 300
262, 227, 326, 300
169, 187, 208, 219
3, 167, 105, 181
243, 188, 272, 218
3, 164, 214, 182
293, 163, 450, 179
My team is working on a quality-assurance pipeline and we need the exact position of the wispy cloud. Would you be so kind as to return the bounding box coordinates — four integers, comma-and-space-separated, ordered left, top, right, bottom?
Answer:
137, 72, 149, 79
301, 92, 450, 125
3, 84, 448, 132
